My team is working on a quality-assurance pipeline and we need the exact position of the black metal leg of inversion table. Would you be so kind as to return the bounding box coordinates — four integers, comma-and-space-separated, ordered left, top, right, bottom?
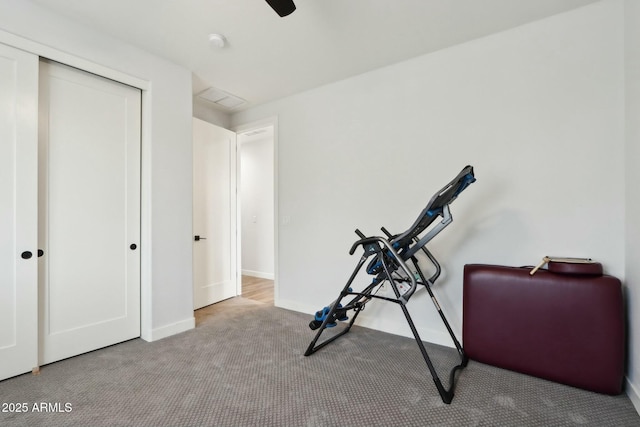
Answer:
412, 258, 467, 362
304, 304, 363, 356
304, 256, 368, 356
386, 259, 465, 404
399, 302, 456, 404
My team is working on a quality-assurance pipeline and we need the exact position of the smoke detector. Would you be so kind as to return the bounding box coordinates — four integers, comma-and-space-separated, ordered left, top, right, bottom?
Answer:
208, 33, 227, 49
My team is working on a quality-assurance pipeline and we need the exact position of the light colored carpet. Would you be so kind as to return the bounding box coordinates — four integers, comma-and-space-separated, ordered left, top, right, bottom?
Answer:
0, 297, 638, 426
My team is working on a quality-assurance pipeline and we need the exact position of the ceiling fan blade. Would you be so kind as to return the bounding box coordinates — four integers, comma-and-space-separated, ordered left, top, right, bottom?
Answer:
265, 0, 296, 17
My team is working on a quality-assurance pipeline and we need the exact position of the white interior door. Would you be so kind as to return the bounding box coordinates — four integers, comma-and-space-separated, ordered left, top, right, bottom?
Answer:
193, 118, 238, 309
38, 60, 141, 365
0, 43, 39, 381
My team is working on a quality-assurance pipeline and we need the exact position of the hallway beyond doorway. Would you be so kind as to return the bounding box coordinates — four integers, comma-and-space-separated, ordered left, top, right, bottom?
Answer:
241, 275, 274, 305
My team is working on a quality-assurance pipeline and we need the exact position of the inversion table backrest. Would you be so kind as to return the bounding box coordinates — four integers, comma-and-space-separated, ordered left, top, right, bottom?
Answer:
391, 165, 475, 253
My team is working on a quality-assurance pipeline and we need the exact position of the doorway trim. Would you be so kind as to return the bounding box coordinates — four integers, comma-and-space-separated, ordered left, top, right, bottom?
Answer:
232, 117, 279, 304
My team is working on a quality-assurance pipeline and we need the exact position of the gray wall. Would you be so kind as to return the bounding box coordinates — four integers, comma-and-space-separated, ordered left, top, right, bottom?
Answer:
624, 0, 640, 410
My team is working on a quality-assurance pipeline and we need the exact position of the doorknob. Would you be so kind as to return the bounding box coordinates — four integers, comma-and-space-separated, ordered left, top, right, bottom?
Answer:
194, 235, 206, 241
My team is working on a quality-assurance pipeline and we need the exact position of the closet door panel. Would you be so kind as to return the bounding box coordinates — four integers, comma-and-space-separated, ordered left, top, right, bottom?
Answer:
39, 60, 141, 365
0, 43, 39, 381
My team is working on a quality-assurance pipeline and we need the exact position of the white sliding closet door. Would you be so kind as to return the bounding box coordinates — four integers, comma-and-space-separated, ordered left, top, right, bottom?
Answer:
0, 43, 39, 381
38, 60, 141, 365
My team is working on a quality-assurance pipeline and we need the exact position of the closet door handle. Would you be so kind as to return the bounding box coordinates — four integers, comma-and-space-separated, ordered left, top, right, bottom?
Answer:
194, 235, 206, 241
21, 250, 44, 259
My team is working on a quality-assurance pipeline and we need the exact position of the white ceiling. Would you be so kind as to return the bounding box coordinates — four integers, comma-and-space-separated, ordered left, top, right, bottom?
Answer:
30, 0, 598, 112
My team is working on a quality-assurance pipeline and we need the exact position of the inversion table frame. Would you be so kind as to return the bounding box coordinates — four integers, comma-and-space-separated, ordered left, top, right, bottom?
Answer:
304, 165, 476, 404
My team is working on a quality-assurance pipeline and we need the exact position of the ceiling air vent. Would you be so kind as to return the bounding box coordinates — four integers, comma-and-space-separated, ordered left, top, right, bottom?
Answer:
196, 87, 246, 110
243, 128, 268, 137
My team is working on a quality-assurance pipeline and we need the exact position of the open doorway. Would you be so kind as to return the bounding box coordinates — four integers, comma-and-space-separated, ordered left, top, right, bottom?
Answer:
238, 125, 275, 305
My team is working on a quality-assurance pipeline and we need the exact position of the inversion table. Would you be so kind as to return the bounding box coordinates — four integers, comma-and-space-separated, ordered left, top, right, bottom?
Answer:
304, 165, 476, 404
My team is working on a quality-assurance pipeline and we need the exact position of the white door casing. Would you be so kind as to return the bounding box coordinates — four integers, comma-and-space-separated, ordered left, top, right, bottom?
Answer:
192, 118, 238, 309
0, 43, 39, 380
38, 60, 141, 365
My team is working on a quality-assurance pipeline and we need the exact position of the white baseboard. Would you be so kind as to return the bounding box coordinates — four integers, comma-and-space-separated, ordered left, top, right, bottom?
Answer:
241, 269, 274, 280
275, 298, 455, 348
627, 377, 640, 415
275, 298, 314, 314
142, 317, 195, 342
356, 315, 455, 349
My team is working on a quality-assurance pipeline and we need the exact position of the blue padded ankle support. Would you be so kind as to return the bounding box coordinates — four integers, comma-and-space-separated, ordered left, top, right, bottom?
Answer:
315, 306, 330, 322
314, 303, 348, 327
